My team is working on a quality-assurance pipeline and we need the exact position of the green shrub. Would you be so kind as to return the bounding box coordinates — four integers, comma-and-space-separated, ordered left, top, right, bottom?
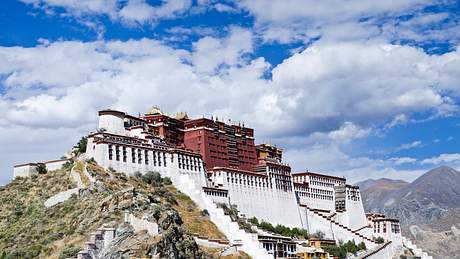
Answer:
74, 137, 87, 155
324, 240, 366, 258
85, 157, 96, 164
201, 209, 209, 217
358, 241, 366, 250
62, 160, 74, 171
59, 245, 80, 259
248, 216, 259, 225
142, 171, 162, 186
163, 177, 172, 185
36, 164, 47, 174
374, 236, 385, 244
258, 221, 275, 233
248, 216, 308, 239
312, 230, 325, 239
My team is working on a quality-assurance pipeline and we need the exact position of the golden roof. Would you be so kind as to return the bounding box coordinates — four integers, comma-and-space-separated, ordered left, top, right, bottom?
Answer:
175, 111, 189, 120
146, 106, 163, 115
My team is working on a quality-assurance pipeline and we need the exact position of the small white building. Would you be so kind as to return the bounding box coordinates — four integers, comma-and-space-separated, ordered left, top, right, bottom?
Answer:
13, 159, 69, 178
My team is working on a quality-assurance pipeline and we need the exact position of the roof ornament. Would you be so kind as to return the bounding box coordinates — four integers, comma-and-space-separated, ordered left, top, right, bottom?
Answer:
175, 111, 189, 121
146, 105, 163, 115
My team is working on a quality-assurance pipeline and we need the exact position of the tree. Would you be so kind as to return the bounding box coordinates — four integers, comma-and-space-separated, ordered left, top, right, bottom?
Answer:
312, 230, 325, 239
248, 216, 259, 226
358, 241, 366, 251
74, 136, 87, 155
36, 164, 47, 174
374, 237, 385, 244
258, 221, 275, 233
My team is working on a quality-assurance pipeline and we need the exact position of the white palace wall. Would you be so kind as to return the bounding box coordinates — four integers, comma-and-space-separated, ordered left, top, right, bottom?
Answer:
343, 199, 368, 230
98, 113, 126, 135
212, 169, 304, 229
86, 136, 207, 188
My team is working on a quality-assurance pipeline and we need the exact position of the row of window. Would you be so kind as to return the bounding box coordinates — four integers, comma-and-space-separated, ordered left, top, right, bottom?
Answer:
310, 175, 344, 185
373, 222, 400, 234
296, 191, 334, 201
269, 167, 290, 176
294, 186, 333, 195
177, 154, 202, 171
335, 200, 346, 211
108, 145, 168, 166
108, 145, 201, 171
228, 177, 272, 188
204, 189, 227, 197
96, 135, 146, 146
311, 180, 335, 188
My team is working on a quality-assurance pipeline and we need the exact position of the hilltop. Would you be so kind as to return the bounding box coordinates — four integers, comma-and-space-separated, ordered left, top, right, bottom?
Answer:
0, 160, 247, 259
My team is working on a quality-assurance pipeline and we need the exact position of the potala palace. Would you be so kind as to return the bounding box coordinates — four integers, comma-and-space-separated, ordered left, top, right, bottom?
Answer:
13, 107, 432, 259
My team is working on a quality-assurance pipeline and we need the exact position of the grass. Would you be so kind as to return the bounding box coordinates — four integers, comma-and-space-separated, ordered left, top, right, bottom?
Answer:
74, 161, 90, 186
172, 188, 227, 240
199, 246, 252, 259
0, 161, 228, 258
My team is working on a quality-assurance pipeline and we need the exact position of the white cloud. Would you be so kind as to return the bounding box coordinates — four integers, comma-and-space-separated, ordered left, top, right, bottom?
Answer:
421, 153, 460, 165
21, 0, 119, 17
328, 122, 370, 142
1, 38, 460, 184
395, 140, 423, 152
389, 157, 418, 165
285, 144, 427, 183
192, 27, 253, 74
384, 114, 408, 129
236, 0, 436, 43
20, 0, 193, 26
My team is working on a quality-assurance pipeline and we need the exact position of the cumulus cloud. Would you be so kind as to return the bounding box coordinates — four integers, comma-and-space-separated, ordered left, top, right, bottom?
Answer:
21, 0, 119, 17
20, 0, 193, 26
236, 0, 459, 46
328, 122, 370, 142
192, 27, 253, 74
285, 144, 427, 183
1, 36, 460, 183
421, 153, 460, 165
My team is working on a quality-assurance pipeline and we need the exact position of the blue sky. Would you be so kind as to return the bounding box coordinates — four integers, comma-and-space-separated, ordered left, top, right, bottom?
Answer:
1, 0, 460, 184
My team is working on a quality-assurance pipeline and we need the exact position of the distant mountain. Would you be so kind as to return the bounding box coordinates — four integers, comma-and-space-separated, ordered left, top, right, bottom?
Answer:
360, 166, 460, 225
359, 166, 460, 258
357, 178, 409, 210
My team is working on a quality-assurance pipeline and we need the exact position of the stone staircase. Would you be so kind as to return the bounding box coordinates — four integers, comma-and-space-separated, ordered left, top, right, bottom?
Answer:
402, 236, 433, 259
353, 225, 372, 234
193, 235, 230, 248
76, 227, 116, 259
44, 164, 84, 207
306, 206, 376, 247
169, 172, 272, 259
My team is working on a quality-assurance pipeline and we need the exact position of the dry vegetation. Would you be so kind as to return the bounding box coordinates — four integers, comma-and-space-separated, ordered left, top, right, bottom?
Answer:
200, 247, 251, 259
172, 189, 226, 240
0, 161, 227, 259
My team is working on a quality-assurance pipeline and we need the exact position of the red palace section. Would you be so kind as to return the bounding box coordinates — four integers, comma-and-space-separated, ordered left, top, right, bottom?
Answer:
142, 107, 258, 171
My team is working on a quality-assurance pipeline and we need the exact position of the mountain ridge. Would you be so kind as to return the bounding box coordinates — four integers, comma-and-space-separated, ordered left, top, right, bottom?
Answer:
359, 166, 460, 258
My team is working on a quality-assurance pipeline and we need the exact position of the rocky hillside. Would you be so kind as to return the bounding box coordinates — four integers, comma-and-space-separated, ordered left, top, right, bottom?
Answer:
357, 178, 409, 211
359, 166, 460, 258
0, 160, 246, 259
